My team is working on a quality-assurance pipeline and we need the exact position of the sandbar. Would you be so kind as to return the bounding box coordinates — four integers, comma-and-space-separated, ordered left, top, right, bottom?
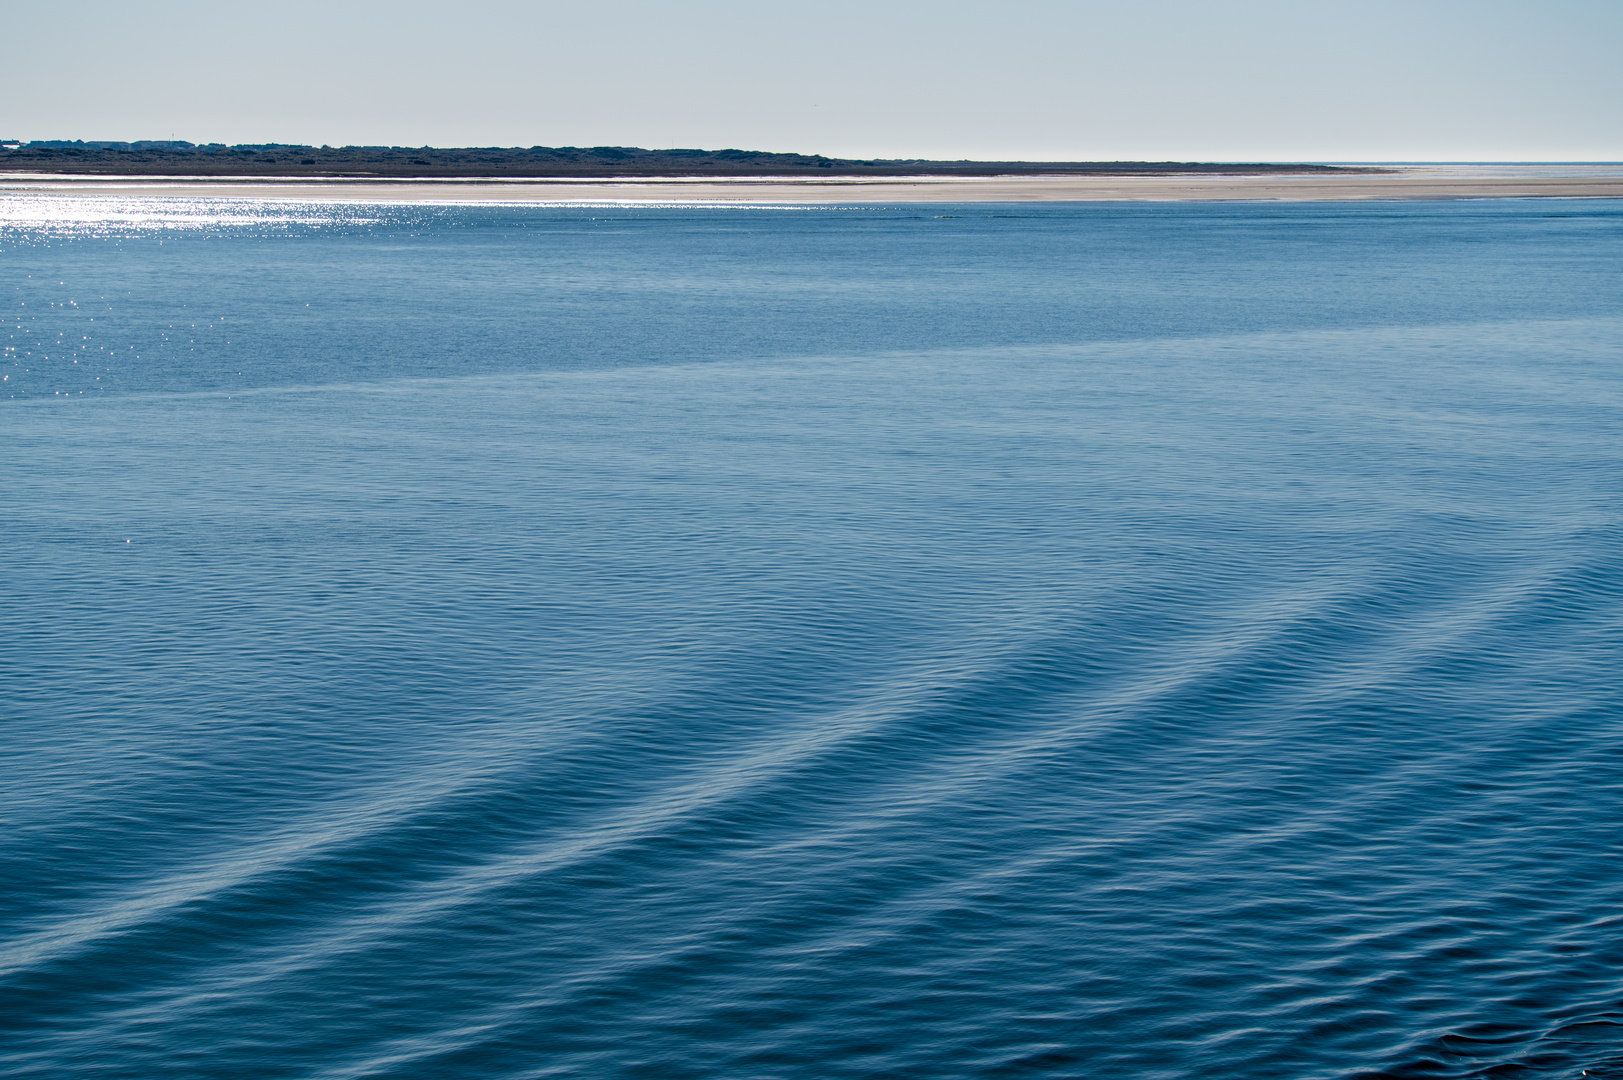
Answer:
3, 167, 1621, 203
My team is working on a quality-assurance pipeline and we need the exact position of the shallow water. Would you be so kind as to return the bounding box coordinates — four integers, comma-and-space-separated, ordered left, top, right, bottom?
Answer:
4, 199, 1623, 1079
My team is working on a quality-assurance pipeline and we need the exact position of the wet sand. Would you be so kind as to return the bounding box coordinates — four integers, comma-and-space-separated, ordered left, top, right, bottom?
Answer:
3, 168, 1621, 203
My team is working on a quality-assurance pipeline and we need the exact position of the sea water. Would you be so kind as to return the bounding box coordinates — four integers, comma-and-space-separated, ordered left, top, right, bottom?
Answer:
4, 197, 1623, 1079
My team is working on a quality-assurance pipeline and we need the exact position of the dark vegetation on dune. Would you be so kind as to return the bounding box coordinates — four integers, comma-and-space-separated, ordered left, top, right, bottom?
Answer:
0, 141, 1361, 178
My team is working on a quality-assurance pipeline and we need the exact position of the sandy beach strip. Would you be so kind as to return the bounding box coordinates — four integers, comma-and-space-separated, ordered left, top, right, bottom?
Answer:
3, 169, 1621, 203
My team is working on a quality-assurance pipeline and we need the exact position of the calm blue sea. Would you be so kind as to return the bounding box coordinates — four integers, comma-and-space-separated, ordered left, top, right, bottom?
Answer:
4, 197, 1623, 1080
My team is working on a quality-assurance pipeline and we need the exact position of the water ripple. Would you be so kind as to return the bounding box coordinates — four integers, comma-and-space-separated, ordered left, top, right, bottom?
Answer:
4, 201, 1623, 1079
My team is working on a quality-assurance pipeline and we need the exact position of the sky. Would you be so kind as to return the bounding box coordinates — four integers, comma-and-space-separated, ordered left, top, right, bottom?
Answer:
5, 0, 1620, 161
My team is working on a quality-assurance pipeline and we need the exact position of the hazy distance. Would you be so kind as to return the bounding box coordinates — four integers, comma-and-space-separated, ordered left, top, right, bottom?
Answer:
6, 0, 1620, 162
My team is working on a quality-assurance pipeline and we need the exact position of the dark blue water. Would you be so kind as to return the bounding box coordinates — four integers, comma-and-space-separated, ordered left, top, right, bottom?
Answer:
5, 197, 1623, 1080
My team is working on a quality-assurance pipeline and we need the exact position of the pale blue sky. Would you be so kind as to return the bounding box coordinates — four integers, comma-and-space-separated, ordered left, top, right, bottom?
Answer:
6, 0, 1620, 160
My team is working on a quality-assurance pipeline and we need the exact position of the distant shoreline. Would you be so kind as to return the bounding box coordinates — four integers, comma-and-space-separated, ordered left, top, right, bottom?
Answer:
4, 168, 1622, 203
0, 142, 1372, 179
